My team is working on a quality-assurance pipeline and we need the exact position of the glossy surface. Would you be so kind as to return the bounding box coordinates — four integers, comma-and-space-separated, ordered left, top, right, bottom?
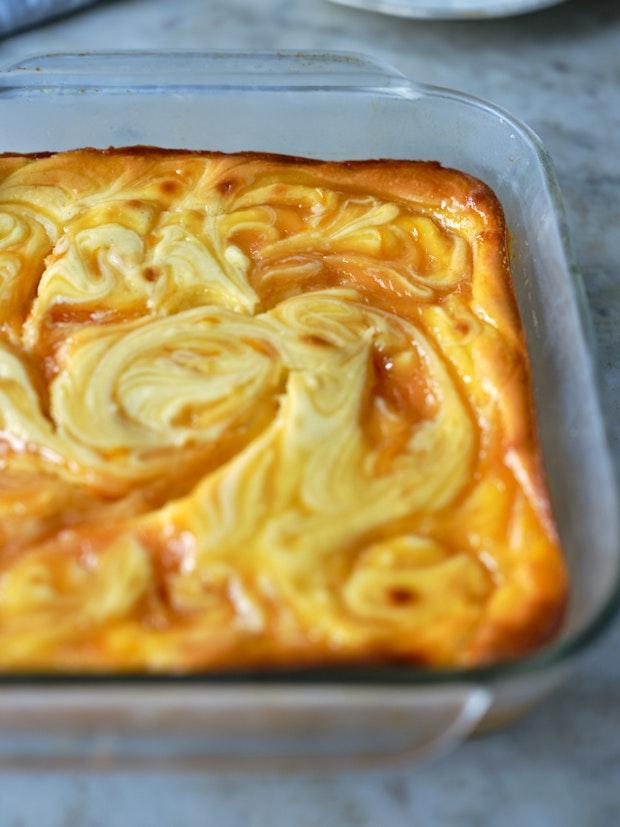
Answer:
0, 150, 565, 670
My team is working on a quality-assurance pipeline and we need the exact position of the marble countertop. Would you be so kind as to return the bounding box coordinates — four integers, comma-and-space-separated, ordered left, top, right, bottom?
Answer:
1, 1, 619, 825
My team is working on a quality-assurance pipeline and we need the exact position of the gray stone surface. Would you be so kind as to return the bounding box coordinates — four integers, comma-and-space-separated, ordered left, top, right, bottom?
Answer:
1, 0, 619, 824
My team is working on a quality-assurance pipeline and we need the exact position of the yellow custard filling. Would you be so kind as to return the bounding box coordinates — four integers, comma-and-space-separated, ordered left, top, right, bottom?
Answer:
0, 150, 566, 670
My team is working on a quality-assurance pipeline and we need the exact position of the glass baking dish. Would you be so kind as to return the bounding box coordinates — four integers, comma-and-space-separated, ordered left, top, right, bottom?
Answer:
0, 50, 617, 769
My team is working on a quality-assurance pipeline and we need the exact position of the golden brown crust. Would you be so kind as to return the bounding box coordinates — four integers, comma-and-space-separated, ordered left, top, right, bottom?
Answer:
0, 148, 566, 672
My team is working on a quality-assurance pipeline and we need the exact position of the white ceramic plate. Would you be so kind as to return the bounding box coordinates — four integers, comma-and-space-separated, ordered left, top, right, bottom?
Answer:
326, 0, 567, 19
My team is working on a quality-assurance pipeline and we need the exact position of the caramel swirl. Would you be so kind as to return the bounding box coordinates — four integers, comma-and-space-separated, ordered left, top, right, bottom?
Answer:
0, 151, 566, 670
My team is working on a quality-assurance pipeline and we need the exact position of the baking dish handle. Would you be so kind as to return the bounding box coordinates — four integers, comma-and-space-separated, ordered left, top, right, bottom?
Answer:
0, 50, 411, 94
0, 683, 490, 769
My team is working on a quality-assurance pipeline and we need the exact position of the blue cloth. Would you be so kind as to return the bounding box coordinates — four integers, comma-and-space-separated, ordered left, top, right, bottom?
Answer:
0, 0, 96, 36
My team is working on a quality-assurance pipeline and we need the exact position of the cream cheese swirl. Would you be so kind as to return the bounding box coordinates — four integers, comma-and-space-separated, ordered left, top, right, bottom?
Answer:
0, 151, 566, 670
